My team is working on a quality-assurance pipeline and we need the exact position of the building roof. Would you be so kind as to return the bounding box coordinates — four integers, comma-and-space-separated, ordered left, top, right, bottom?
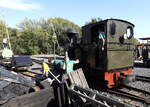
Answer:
139, 37, 150, 40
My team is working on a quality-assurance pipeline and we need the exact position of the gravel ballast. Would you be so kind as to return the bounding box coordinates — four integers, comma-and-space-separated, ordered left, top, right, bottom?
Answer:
128, 67, 150, 92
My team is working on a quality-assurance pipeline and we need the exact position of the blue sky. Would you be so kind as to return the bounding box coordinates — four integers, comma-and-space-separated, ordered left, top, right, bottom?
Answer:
0, 0, 150, 38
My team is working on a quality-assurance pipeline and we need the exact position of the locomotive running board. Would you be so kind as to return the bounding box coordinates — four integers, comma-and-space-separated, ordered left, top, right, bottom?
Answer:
68, 84, 129, 107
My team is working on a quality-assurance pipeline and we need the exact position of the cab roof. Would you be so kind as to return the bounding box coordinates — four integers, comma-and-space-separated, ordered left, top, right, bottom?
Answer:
82, 19, 135, 28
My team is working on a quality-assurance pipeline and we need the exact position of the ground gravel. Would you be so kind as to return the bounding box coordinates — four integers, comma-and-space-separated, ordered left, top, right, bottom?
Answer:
128, 67, 150, 92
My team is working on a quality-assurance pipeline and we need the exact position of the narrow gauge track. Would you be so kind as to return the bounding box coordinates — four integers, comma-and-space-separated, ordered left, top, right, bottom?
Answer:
36, 56, 64, 60
20, 71, 44, 81
31, 58, 44, 64
106, 85, 150, 106
136, 75, 150, 82
31, 57, 54, 66
17, 58, 45, 80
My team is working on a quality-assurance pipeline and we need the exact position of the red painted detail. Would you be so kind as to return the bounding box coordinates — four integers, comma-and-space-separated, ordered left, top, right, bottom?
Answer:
104, 68, 132, 88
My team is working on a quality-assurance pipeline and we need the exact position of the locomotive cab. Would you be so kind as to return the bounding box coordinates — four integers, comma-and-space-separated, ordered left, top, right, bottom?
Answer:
77, 19, 135, 88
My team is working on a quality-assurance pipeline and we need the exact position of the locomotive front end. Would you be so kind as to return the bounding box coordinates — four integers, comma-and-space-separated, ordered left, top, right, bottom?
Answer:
81, 19, 135, 88
105, 19, 135, 88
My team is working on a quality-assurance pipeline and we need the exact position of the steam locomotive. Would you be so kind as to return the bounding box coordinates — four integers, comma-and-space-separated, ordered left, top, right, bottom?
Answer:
69, 19, 135, 88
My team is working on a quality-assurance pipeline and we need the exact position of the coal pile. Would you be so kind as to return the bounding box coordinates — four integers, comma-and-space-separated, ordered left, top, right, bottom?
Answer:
0, 83, 30, 104
0, 68, 36, 105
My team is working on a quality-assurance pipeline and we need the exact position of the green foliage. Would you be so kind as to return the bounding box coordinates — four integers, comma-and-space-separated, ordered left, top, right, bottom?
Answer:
85, 17, 102, 25
47, 17, 81, 46
0, 20, 7, 42
133, 37, 139, 45
10, 17, 81, 55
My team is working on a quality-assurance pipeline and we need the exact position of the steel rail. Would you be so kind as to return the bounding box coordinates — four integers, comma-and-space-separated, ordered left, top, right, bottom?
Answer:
31, 58, 53, 66
107, 87, 150, 105
136, 75, 150, 82
123, 85, 150, 95
31, 58, 43, 64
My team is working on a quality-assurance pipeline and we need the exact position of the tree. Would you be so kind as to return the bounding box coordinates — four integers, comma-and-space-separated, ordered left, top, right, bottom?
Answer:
133, 37, 139, 45
16, 17, 81, 55
47, 18, 81, 47
8, 27, 19, 54
85, 17, 102, 25
0, 20, 7, 43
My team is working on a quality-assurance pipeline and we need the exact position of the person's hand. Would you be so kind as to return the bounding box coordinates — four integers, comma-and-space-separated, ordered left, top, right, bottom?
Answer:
51, 60, 54, 63
76, 59, 79, 63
